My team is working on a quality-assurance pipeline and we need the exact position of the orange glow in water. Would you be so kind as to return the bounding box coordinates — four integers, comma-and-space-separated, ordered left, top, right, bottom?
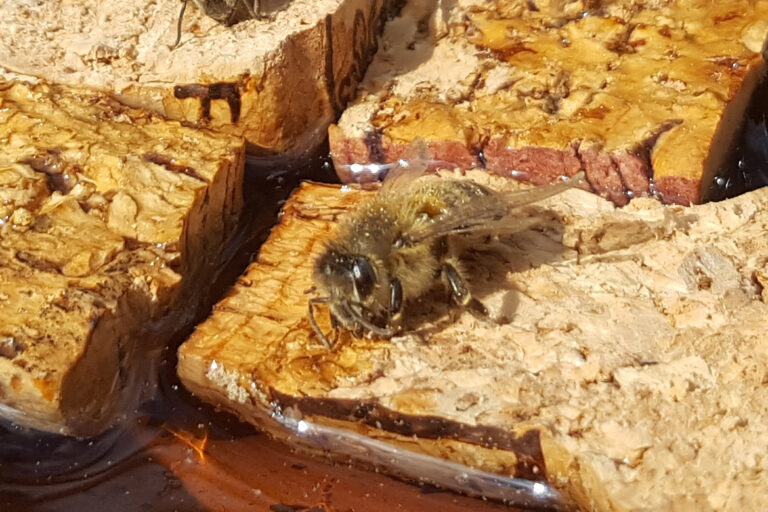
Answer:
162, 424, 209, 462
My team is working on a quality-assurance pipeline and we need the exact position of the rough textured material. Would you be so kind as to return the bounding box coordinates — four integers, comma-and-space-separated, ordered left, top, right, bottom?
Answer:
329, 0, 768, 205
0, 0, 401, 154
0, 81, 244, 435
180, 172, 768, 511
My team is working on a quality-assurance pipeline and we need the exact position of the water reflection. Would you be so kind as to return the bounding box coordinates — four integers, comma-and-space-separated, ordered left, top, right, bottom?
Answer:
704, 70, 768, 201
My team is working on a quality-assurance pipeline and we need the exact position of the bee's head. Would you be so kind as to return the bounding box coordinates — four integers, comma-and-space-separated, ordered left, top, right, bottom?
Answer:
314, 250, 377, 304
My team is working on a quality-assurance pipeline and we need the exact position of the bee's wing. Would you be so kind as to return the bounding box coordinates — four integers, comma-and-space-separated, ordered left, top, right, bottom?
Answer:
496, 171, 586, 208
404, 172, 586, 244
378, 139, 431, 196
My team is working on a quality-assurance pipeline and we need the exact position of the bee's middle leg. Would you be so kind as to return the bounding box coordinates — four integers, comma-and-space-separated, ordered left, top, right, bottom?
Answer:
241, 0, 258, 18
441, 262, 488, 318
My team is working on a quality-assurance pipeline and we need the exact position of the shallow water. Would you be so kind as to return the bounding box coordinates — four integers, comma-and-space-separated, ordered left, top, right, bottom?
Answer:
0, 343, 516, 512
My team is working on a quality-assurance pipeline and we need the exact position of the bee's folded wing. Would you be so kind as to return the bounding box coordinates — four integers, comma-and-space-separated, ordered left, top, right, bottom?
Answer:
403, 172, 586, 244
497, 171, 586, 207
378, 139, 431, 196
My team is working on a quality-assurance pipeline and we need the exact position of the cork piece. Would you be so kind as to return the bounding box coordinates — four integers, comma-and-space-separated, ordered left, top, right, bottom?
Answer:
0, 82, 244, 435
179, 173, 768, 511
0, 0, 402, 154
330, 0, 768, 205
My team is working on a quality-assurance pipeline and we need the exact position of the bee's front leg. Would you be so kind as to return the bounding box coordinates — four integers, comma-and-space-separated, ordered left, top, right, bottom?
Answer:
441, 262, 488, 318
330, 311, 341, 330
351, 323, 365, 339
387, 278, 404, 334
308, 298, 334, 348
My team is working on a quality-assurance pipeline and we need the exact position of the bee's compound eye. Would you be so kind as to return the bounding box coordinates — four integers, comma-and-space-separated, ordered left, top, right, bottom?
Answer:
352, 257, 376, 299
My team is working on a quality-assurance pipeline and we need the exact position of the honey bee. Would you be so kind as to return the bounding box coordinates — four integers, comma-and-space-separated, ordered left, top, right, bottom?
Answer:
308, 141, 585, 348
174, 0, 261, 47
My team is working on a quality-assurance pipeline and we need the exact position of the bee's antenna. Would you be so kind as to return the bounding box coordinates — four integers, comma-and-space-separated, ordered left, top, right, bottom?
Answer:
308, 298, 333, 349
174, 0, 188, 49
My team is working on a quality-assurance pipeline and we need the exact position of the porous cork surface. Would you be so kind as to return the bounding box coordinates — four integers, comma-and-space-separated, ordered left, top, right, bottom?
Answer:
0, 0, 402, 153
0, 81, 244, 435
180, 171, 768, 511
330, 0, 768, 205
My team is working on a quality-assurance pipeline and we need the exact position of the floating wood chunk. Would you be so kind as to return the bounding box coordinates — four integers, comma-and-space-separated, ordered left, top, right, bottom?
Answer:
0, 82, 244, 435
330, 0, 768, 205
0, 0, 401, 154
179, 173, 768, 511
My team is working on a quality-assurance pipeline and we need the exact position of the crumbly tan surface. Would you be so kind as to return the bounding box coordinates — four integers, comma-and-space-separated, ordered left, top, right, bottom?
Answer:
0, 81, 244, 435
330, 0, 768, 204
0, 0, 398, 153
179, 172, 768, 511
